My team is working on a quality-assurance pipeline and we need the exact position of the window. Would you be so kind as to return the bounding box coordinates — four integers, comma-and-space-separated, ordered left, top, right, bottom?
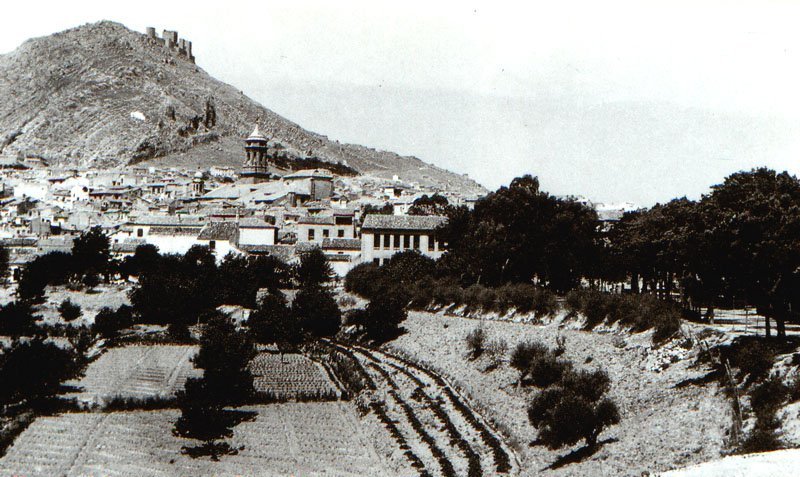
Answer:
137, 228, 143, 237
338, 229, 345, 238
373, 258, 380, 265
413, 235, 420, 250
394, 234, 400, 249
383, 234, 390, 249
209, 240, 216, 250
308, 229, 315, 241
428, 235, 435, 251
323, 229, 330, 238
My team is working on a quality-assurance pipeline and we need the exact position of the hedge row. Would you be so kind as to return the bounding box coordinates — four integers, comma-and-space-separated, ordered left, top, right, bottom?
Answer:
565, 289, 681, 343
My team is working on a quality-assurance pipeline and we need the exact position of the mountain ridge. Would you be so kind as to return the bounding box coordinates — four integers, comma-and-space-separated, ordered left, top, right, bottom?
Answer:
0, 21, 485, 194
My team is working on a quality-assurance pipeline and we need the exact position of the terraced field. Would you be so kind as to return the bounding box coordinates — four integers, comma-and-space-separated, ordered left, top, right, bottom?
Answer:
0, 403, 394, 477
249, 352, 338, 399
65, 345, 201, 405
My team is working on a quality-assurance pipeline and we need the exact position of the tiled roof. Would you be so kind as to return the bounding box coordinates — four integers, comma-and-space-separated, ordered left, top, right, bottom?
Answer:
295, 242, 321, 253
298, 216, 335, 225
128, 214, 205, 227
283, 169, 333, 180
112, 240, 146, 253
236, 244, 295, 262
0, 237, 37, 247
361, 214, 447, 231
238, 217, 276, 229
148, 226, 200, 236
322, 238, 361, 250
198, 221, 239, 242
325, 254, 353, 262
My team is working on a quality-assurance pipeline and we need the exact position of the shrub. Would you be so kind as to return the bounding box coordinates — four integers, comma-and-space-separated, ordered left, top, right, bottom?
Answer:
565, 290, 682, 343
510, 340, 549, 384
58, 299, 82, 322
484, 338, 508, 371
528, 353, 573, 388
466, 327, 486, 360
496, 283, 557, 317
529, 388, 620, 449
528, 368, 619, 449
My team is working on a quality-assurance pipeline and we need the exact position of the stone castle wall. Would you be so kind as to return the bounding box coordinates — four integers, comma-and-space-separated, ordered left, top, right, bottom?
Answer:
145, 27, 194, 63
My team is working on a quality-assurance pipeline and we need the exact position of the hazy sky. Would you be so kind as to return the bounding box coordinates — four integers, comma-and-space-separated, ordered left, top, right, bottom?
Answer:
2, 1, 799, 205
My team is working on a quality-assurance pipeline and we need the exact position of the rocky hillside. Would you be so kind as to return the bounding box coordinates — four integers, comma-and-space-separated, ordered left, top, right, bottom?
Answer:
0, 21, 484, 194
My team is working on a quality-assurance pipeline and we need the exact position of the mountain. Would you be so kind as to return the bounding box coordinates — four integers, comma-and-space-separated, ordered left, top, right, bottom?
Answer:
0, 21, 485, 194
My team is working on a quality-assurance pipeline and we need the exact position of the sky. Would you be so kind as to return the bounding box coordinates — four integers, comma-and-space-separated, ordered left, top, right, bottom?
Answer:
1, 0, 799, 206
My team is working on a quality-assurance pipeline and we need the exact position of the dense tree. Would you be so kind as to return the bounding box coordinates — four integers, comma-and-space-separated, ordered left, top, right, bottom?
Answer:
92, 305, 134, 339
71, 226, 111, 278
292, 286, 341, 338
437, 175, 600, 290
349, 293, 407, 343
362, 203, 393, 216
248, 292, 302, 350
17, 251, 73, 301
703, 169, 800, 338
119, 244, 161, 278
295, 249, 333, 288
0, 301, 39, 337
409, 193, 451, 216
192, 313, 256, 406
173, 377, 240, 460
0, 338, 79, 406
0, 245, 9, 282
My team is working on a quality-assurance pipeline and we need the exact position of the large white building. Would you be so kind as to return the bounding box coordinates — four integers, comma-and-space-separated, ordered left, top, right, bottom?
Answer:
360, 214, 447, 266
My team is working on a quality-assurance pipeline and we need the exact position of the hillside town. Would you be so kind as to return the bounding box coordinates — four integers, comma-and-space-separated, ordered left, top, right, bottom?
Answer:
0, 125, 632, 280
2, 12, 799, 477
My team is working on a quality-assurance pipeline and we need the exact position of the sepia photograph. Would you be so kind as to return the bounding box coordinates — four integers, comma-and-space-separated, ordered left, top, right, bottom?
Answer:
0, 1, 798, 475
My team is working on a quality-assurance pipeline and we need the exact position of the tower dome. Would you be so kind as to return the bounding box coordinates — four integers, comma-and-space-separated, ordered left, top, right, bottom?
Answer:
241, 124, 272, 183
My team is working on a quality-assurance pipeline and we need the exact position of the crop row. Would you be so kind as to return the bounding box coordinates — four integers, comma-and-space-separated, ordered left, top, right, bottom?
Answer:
367, 351, 482, 477
376, 348, 513, 474
369, 400, 430, 477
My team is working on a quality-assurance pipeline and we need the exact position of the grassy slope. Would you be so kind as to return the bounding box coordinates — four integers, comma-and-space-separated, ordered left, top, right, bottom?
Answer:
387, 311, 730, 476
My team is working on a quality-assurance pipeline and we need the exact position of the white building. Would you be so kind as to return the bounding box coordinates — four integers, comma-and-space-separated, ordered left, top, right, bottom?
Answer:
360, 214, 447, 266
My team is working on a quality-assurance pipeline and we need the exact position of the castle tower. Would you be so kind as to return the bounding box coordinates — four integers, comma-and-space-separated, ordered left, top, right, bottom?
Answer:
240, 125, 271, 183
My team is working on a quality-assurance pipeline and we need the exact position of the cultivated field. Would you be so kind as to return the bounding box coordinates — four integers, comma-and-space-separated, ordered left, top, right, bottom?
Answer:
250, 352, 338, 399
387, 311, 731, 476
65, 345, 200, 405
0, 402, 394, 477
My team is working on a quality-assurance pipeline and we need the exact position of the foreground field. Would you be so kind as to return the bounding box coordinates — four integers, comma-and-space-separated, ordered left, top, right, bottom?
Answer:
388, 311, 730, 476
0, 402, 393, 477
65, 345, 201, 405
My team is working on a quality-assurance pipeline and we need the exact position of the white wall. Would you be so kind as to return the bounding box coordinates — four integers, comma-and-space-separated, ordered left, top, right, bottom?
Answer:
239, 227, 276, 246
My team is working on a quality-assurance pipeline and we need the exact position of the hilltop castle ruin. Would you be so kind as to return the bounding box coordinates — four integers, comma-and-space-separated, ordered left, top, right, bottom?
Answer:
145, 27, 194, 63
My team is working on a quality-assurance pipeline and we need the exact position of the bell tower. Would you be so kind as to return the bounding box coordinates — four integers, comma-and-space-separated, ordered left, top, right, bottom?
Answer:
241, 124, 271, 183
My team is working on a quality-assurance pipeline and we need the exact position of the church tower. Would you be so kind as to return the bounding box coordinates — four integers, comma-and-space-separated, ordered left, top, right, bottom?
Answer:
241, 124, 271, 183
